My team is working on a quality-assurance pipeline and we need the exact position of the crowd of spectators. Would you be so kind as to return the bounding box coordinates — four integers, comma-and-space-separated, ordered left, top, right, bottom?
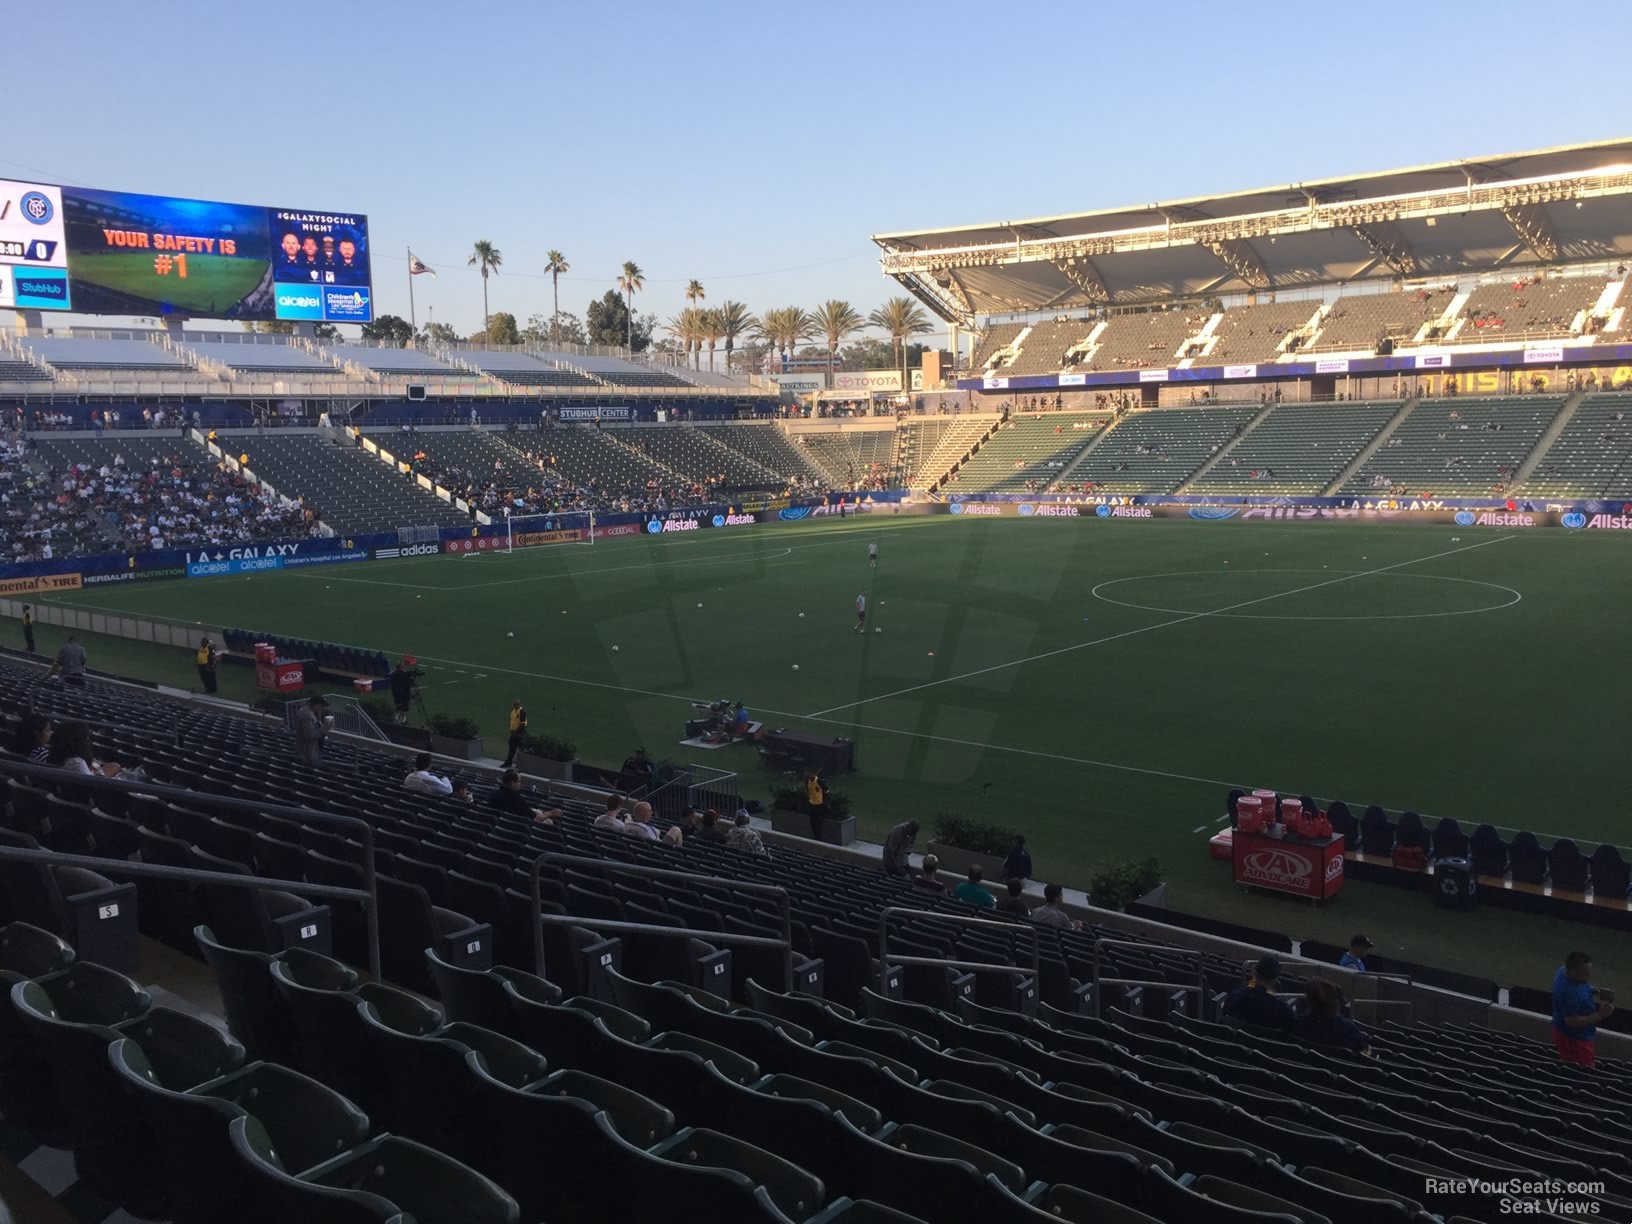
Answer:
1, 435, 312, 561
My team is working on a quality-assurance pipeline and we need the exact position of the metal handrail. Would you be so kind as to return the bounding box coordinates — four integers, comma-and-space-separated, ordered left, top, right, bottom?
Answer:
1091, 937, 1206, 1020
877, 905, 1041, 991
0, 844, 378, 974
530, 850, 792, 980
0, 756, 381, 978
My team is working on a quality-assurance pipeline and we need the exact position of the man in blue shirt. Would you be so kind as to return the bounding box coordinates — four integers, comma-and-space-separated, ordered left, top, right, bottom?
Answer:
1222, 955, 1296, 1034
1339, 934, 1374, 972
1553, 951, 1614, 1067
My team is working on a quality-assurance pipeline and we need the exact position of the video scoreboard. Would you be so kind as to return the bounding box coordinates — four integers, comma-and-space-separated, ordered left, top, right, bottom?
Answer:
0, 178, 372, 323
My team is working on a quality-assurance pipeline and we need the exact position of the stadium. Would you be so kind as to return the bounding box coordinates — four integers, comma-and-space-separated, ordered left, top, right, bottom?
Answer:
5, 107, 1632, 1224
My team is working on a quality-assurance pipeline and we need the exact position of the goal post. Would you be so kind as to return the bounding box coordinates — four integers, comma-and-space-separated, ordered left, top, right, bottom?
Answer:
500, 509, 597, 553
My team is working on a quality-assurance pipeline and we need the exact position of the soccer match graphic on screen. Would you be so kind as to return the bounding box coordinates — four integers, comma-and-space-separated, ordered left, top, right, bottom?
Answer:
53, 184, 372, 323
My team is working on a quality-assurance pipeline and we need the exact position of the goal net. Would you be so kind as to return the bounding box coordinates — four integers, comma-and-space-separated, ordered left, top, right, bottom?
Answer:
499, 509, 597, 553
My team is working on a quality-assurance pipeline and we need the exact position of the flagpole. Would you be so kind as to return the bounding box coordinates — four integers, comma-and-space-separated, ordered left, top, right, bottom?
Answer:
407, 246, 417, 335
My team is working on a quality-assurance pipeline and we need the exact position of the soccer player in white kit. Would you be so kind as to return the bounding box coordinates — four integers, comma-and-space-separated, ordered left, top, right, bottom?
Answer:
868, 541, 878, 567
855, 592, 867, 633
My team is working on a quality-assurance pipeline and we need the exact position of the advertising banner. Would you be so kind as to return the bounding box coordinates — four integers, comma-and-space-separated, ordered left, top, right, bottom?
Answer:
0, 572, 82, 596
1138, 369, 1169, 383
834, 370, 903, 393
1314, 359, 1350, 374
557, 406, 632, 422
1057, 373, 1087, 386
0, 179, 70, 311
1222, 365, 1256, 379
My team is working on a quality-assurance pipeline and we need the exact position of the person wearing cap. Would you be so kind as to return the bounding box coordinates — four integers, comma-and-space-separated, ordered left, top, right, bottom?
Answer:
1222, 955, 1297, 1034
1339, 935, 1374, 972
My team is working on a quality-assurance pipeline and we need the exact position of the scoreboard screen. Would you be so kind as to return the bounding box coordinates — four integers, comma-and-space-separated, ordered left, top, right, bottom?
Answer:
0, 177, 372, 323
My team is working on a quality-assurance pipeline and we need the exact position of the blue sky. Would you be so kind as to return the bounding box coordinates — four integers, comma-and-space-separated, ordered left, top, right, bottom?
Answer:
16, 0, 1631, 336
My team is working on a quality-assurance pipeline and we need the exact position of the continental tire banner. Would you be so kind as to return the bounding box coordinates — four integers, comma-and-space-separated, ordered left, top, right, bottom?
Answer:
0, 573, 82, 596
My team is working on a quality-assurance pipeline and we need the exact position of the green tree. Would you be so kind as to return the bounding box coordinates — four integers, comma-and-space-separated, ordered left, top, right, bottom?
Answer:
587, 291, 654, 352
665, 308, 704, 369
544, 250, 570, 347
361, 314, 414, 346
616, 261, 644, 351
714, 301, 757, 375
468, 240, 503, 338
699, 308, 724, 371
686, 279, 705, 308
523, 310, 585, 347
484, 311, 521, 346
755, 307, 816, 367
867, 296, 934, 380
420, 321, 461, 346
812, 299, 864, 386
312, 322, 340, 341
245, 319, 297, 335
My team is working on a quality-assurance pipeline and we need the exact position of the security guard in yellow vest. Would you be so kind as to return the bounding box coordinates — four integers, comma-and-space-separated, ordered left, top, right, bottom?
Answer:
503, 700, 528, 768
196, 637, 218, 694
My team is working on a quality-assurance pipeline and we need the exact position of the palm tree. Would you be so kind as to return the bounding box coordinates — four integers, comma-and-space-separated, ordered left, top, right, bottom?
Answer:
544, 250, 569, 348
616, 261, 645, 352
868, 296, 933, 383
696, 308, 723, 371
686, 279, 706, 308
714, 301, 757, 375
756, 307, 816, 370
468, 241, 503, 340
812, 299, 864, 388
664, 308, 704, 369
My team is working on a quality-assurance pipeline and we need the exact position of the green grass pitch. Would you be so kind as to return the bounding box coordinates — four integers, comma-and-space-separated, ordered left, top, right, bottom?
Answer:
68, 251, 268, 314
35, 515, 1632, 992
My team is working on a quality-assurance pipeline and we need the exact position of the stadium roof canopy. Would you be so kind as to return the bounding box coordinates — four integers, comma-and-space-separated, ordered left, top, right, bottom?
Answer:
874, 139, 1632, 325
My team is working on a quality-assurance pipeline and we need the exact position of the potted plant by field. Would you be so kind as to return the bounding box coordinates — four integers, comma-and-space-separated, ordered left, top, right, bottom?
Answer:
425, 713, 484, 761
1087, 858, 1167, 912
767, 780, 856, 845
514, 732, 579, 782
928, 814, 1015, 880
360, 697, 431, 749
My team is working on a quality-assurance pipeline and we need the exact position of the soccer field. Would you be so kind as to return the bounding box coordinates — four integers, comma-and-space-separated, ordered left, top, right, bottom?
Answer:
38, 515, 1632, 990
67, 251, 269, 315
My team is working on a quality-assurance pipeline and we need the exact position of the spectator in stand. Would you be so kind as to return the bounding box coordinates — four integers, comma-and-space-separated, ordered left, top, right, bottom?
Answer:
593, 793, 626, 832
402, 752, 453, 796
882, 820, 919, 876
1295, 978, 1371, 1055
699, 808, 731, 844
292, 695, 332, 767
1003, 835, 1032, 882
622, 800, 660, 840
47, 719, 139, 779
1553, 951, 1614, 1067
1339, 934, 1374, 972
1031, 883, 1082, 930
491, 769, 558, 825
912, 855, 947, 893
954, 864, 995, 909
451, 780, 473, 804
46, 634, 88, 687
725, 809, 767, 856
1222, 955, 1296, 1034
11, 713, 51, 763
666, 807, 704, 845
995, 878, 1031, 916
